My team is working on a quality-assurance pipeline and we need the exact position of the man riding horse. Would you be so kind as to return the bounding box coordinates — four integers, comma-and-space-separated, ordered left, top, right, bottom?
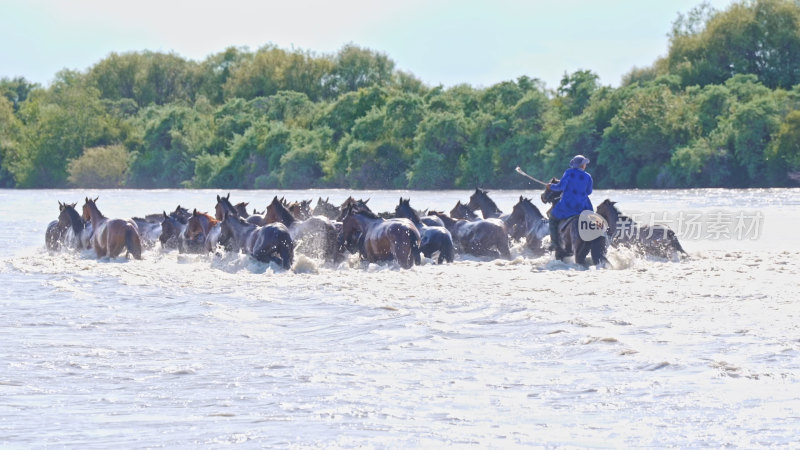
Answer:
546, 155, 593, 259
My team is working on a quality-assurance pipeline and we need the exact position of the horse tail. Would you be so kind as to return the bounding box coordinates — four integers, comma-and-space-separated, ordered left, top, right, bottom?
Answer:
411, 231, 421, 266
442, 235, 455, 263
125, 226, 143, 260
496, 228, 511, 259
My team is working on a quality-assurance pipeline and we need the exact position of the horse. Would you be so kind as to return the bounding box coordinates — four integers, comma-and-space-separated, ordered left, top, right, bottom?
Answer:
595, 199, 688, 258
395, 198, 455, 264
549, 208, 610, 267
159, 211, 188, 251
506, 196, 550, 255
81, 197, 142, 260
429, 210, 510, 259
287, 199, 312, 220
185, 209, 221, 253
215, 193, 240, 220
215, 193, 267, 226
467, 188, 510, 221
144, 205, 191, 224
339, 206, 421, 269
234, 201, 250, 218
313, 197, 341, 220
218, 213, 294, 269
450, 201, 480, 221
131, 217, 162, 248
47, 201, 92, 251
265, 196, 340, 262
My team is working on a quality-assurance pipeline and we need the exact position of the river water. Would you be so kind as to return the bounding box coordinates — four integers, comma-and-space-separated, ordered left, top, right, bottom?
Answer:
1, 188, 798, 448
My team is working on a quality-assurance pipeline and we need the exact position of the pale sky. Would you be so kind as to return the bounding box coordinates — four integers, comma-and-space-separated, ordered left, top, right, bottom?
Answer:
2, 0, 736, 90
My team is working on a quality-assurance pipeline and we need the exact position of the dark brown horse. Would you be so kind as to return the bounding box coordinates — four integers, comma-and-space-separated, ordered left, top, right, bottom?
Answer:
218, 213, 294, 269
595, 199, 688, 258
429, 211, 510, 259
265, 196, 340, 262
450, 201, 480, 221
551, 210, 610, 267
234, 201, 250, 218
467, 188, 509, 221
159, 211, 187, 251
339, 206, 420, 269
81, 197, 142, 260
395, 198, 454, 264
506, 196, 549, 255
185, 209, 221, 253
47, 201, 92, 251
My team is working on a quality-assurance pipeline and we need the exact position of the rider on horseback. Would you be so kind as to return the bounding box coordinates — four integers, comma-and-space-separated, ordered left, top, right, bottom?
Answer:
546, 155, 593, 258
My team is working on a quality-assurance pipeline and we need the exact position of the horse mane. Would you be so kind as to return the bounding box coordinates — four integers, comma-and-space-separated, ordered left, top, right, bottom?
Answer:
194, 211, 218, 226
354, 208, 380, 220
270, 197, 297, 224
601, 199, 632, 223
396, 198, 421, 224
62, 204, 85, 235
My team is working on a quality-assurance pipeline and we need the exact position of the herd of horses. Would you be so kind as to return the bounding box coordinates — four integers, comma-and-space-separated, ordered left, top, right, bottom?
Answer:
45, 188, 688, 270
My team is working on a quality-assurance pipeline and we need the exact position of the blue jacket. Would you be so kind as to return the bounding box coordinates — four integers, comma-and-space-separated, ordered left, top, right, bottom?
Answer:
549, 168, 593, 219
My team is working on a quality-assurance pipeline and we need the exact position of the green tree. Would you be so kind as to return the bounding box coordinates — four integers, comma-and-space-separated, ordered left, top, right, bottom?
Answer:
11, 71, 118, 187
67, 144, 130, 187
330, 44, 395, 95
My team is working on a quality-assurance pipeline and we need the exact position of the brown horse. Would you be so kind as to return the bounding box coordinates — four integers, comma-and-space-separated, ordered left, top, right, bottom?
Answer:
339, 206, 420, 269
429, 210, 510, 259
81, 197, 142, 260
185, 209, 221, 253
265, 196, 340, 262
47, 201, 92, 251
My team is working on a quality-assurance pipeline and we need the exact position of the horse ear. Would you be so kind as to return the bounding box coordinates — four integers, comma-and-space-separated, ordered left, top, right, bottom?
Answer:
163, 211, 168, 219
364, 198, 370, 204
193, 208, 198, 215
226, 192, 230, 200
520, 195, 524, 201
94, 196, 99, 202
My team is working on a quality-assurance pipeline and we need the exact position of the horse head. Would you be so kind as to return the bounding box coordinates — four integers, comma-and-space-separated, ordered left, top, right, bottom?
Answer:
450, 201, 479, 220
541, 178, 562, 204
467, 188, 487, 211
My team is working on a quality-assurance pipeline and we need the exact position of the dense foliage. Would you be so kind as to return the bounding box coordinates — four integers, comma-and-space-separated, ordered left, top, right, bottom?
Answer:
2, 0, 800, 189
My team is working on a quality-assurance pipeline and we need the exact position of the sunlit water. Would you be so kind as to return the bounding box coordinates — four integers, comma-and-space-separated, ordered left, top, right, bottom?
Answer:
1, 188, 799, 447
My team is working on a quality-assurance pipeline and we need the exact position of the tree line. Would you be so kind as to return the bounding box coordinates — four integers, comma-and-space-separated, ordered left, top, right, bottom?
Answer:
1, 0, 799, 190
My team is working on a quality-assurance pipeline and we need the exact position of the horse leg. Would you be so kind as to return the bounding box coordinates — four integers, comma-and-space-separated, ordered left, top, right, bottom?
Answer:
125, 227, 143, 260
590, 237, 610, 267
279, 244, 294, 270
575, 241, 591, 266
393, 241, 413, 269
496, 233, 511, 259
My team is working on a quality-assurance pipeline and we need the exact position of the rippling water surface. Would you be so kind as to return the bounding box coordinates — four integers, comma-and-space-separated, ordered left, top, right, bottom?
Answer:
1, 188, 799, 447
